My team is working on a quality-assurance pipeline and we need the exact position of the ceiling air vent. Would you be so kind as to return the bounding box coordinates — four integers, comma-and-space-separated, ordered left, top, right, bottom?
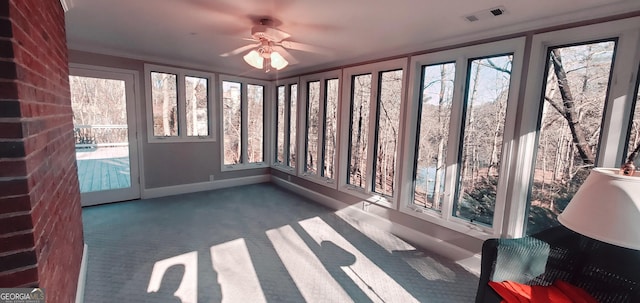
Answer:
465, 15, 480, 22
490, 8, 505, 16
464, 6, 507, 23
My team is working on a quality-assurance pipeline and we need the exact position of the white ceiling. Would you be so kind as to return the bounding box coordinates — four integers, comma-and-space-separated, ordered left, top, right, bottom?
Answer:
65, 0, 640, 80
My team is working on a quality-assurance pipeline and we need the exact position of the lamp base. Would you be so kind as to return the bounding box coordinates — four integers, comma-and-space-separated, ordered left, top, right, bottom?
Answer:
621, 141, 640, 176
620, 161, 636, 176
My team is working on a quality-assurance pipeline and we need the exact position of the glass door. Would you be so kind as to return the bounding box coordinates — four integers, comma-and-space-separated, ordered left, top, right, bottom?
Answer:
69, 65, 140, 206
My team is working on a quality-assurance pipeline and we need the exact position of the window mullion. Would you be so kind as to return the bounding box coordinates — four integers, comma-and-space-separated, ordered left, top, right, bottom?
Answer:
176, 74, 186, 137
263, 83, 272, 164
507, 41, 550, 237
339, 74, 354, 189
275, 85, 287, 166
365, 71, 381, 193
211, 75, 216, 140
241, 84, 248, 164
288, 82, 304, 172
317, 78, 327, 176
296, 83, 307, 175
598, 30, 640, 167
284, 85, 291, 166
441, 59, 468, 222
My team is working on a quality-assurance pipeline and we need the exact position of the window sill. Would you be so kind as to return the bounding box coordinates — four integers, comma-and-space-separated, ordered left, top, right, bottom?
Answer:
338, 184, 395, 209
299, 173, 337, 189
148, 137, 216, 144
271, 163, 296, 175
400, 204, 494, 240
221, 162, 268, 172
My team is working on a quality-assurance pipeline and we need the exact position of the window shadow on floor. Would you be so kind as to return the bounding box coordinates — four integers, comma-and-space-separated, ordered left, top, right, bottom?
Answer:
81, 183, 478, 303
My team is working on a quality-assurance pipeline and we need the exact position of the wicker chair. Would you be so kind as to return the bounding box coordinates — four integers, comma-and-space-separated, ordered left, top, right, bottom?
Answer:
475, 225, 640, 303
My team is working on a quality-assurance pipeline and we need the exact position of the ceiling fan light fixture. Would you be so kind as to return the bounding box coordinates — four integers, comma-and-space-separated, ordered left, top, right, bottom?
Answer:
270, 51, 288, 70
243, 50, 264, 69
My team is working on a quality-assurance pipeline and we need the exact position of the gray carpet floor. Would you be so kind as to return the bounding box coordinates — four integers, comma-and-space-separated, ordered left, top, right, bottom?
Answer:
81, 183, 479, 302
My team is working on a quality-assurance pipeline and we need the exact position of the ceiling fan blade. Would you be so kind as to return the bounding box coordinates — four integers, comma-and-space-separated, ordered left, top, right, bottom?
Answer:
267, 27, 291, 42
273, 46, 299, 65
279, 40, 325, 54
220, 43, 259, 57
252, 24, 291, 42
185, 0, 250, 35
241, 37, 259, 42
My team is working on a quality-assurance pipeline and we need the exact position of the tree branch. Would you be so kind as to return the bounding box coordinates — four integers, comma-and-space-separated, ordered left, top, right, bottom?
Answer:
483, 59, 511, 74
544, 96, 565, 115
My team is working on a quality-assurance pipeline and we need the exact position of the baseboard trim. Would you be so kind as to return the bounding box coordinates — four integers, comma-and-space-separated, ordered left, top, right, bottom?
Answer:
75, 244, 88, 303
271, 177, 481, 276
142, 175, 271, 199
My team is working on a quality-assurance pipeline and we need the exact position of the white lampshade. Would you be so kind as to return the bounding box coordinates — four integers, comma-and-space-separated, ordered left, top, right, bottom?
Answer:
243, 50, 263, 69
558, 168, 640, 250
270, 51, 288, 70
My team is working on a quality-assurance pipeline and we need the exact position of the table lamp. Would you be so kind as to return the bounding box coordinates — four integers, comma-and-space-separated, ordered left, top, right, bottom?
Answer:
558, 165, 640, 250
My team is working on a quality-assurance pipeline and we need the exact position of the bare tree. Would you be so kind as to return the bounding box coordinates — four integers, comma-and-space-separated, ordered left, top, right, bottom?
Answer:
323, 79, 339, 178
548, 49, 595, 165
306, 82, 320, 174
349, 75, 371, 187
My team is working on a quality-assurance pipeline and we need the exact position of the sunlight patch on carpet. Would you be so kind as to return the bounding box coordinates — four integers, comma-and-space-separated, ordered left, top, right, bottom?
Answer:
211, 238, 267, 303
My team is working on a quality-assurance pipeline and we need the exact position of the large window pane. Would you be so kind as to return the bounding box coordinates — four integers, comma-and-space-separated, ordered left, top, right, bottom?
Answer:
289, 84, 298, 167
454, 55, 513, 226
323, 78, 339, 179
306, 81, 320, 174
151, 72, 178, 136
373, 70, 403, 196
527, 41, 615, 234
222, 81, 241, 165
348, 74, 372, 188
247, 84, 264, 163
70, 76, 130, 193
413, 63, 455, 211
276, 85, 286, 164
185, 76, 208, 137
145, 65, 214, 142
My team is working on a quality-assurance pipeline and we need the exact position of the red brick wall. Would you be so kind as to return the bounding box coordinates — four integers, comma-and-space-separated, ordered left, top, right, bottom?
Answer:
0, 0, 84, 302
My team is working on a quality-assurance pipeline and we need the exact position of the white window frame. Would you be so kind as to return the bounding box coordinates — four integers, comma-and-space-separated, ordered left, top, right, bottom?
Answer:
299, 70, 342, 188
339, 58, 408, 208
506, 17, 640, 237
70, 63, 143, 206
271, 77, 299, 174
144, 64, 216, 143
219, 74, 271, 171
400, 38, 526, 238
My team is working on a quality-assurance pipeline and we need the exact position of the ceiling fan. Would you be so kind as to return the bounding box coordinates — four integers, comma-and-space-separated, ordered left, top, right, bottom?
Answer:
220, 18, 323, 72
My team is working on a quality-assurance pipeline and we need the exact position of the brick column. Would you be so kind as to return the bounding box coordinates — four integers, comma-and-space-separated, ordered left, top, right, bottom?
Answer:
0, 0, 84, 302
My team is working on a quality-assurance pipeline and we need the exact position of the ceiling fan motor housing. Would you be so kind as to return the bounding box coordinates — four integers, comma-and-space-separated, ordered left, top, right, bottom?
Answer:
251, 23, 290, 42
